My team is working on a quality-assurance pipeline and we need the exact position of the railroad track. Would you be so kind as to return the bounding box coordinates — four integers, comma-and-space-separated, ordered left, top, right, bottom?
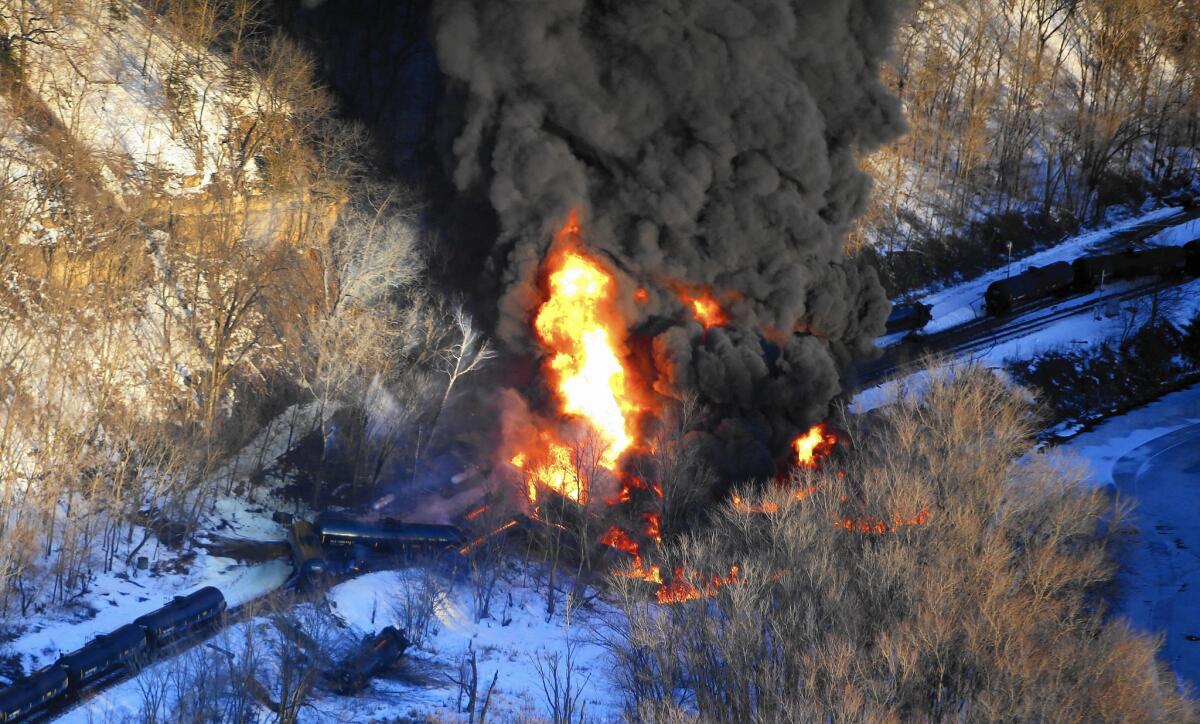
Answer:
853, 275, 1191, 388
852, 207, 1200, 388
948, 278, 1179, 361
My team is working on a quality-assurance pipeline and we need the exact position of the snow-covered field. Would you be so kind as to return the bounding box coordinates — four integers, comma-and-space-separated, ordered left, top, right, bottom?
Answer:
62, 567, 623, 722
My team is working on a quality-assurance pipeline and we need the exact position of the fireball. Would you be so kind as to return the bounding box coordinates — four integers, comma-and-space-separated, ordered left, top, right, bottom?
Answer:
793, 423, 838, 469
512, 212, 647, 504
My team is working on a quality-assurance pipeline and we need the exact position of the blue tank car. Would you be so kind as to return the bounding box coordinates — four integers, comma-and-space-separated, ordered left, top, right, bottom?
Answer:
0, 667, 68, 722
56, 623, 149, 690
133, 586, 226, 646
317, 514, 463, 554
884, 302, 933, 334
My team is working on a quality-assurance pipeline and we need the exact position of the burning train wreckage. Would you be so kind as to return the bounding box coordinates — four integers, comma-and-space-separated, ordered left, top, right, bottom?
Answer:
421, 0, 928, 601
470, 212, 930, 604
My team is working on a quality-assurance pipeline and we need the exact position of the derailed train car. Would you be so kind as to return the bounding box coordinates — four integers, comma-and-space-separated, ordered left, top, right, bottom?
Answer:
329, 626, 409, 695
316, 514, 464, 556
289, 519, 328, 590
0, 587, 226, 722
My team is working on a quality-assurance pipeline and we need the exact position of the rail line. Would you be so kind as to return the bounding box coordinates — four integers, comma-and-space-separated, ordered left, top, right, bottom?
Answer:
853, 207, 1200, 387
854, 274, 1188, 388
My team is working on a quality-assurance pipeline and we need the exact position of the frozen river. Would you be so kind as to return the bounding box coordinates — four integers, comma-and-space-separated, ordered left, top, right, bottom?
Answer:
1063, 384, 1200, 687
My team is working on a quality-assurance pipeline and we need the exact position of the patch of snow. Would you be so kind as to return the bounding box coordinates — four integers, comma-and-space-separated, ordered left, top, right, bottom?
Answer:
62, 566, 625, 722
899, 206, 1185, 338
0, 554, 289, 683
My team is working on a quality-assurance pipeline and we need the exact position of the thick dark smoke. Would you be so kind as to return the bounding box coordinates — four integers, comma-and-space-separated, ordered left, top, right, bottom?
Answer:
432, 0, 907, 476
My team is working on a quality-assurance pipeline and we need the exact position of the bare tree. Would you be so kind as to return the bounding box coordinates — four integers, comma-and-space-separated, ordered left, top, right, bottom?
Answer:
451, 641, 500, 723
391, 565, 443, 648
531, 632, 592, 724
413, 305, 497, 472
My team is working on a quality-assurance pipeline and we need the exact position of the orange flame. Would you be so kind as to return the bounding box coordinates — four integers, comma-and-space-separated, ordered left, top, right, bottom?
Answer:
793, 423, 838, 469
606, 475, 649, 507
512, 439, 584, 503
459, 519, 520, 555
643, 512, 662, 543
599, 525, 640, 557
616, 557, 664, 584
656, 565, 741, 605
731, 495, 780, 514
513, 212, 647, 504
677, 287, 729, 329
837, 508, 930, 535
602, 523, 665, 584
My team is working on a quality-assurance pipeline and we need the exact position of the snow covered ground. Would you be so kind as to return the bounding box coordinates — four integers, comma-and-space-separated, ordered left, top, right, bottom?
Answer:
855, 208, 1200, 414
894, 204, 1191, 337
0, 406, 319, 687
1061, 384, 1200, 688
62, 566, 623, 722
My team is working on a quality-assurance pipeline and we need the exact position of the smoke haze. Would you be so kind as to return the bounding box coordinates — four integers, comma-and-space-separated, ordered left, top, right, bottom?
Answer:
432, 0, 908, 474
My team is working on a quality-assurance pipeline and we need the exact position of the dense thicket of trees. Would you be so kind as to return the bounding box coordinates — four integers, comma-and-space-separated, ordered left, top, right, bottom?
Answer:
857, 0, 1200, 291
0, 0, 490, 615
606, 367, 1196, 721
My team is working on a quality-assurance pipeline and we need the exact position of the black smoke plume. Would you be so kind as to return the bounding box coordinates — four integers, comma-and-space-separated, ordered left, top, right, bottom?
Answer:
432, 0, 908, 477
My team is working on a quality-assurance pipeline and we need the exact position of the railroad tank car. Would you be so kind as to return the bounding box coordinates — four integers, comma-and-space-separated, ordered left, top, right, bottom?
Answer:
288, 519, 328, 589
984, 261, 1074, 315
884, 302, 933, 334
133, 586, 226, 646
56, 623, 149, 690
0, 666, 68, 722
331, 626, 408, 694
316, 514, 464, 555
1072, 246, 1188, 290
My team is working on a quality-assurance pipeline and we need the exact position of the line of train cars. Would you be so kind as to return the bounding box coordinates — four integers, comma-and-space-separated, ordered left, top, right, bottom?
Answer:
885, 240, 1200, 334
0, 514, 465, 721
0, 587, 226, 722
